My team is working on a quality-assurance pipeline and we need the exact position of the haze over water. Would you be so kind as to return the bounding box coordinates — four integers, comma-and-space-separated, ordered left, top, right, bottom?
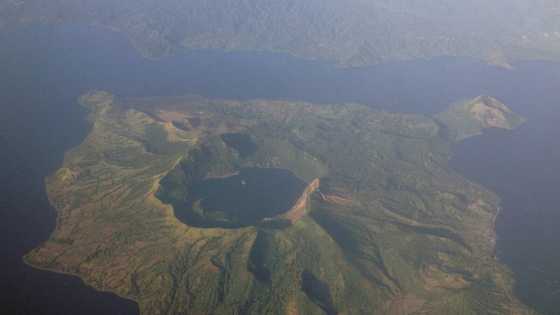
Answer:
1, 24, 559, 314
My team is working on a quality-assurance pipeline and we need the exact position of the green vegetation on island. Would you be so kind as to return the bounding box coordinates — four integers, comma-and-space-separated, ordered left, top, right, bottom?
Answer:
25, 91, 532, 314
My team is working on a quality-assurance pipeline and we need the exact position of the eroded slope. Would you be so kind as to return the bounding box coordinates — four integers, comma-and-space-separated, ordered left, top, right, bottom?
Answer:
26, 91, 533, 314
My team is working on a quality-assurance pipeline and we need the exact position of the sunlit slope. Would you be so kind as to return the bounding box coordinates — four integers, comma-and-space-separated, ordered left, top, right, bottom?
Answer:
436, 96, 526, 141
25, 91, 533, 314
5, 0, 560, 66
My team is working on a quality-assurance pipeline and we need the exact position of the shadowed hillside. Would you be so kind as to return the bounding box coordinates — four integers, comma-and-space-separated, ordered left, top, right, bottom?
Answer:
24, 91, 533, 314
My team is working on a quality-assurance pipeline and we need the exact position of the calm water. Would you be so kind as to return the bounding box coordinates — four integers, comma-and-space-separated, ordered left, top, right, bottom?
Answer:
1, 23, 559, 314
180, 168, 306, 228
451, 101, 560, 314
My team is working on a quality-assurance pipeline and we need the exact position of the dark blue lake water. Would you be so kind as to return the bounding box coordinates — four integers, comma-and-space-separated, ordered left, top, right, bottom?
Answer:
179, 167, 306, 228
1, 23, 559, 314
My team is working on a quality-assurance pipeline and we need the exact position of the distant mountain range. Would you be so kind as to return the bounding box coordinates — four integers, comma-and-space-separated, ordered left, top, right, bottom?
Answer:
3, 0, 560, 66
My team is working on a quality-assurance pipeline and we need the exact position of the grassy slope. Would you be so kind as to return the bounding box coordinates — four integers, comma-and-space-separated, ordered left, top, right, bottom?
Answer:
25, 91, 533, 314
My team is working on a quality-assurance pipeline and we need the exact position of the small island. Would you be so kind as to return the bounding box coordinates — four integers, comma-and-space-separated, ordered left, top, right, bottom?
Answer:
25, 91, 532, 314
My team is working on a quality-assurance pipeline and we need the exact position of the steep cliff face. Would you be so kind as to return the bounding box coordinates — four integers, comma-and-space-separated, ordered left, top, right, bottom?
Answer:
25, 91, 533, 314
279, 178, 320, 224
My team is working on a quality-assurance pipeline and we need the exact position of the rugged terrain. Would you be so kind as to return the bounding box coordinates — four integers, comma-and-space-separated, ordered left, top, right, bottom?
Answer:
3, 0, 560, 66
435, 96, 526, 141
24, 91, 533, 314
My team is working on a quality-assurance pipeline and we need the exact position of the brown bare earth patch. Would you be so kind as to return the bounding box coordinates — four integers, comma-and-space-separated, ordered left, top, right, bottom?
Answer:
470, 102, 509, 128
422, 265, 470, 291
280, 178, 320, 223
322, 194, 353, 206
386, 294, 426, 315
284, 297, 300, 315
157, 110, 189, 122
